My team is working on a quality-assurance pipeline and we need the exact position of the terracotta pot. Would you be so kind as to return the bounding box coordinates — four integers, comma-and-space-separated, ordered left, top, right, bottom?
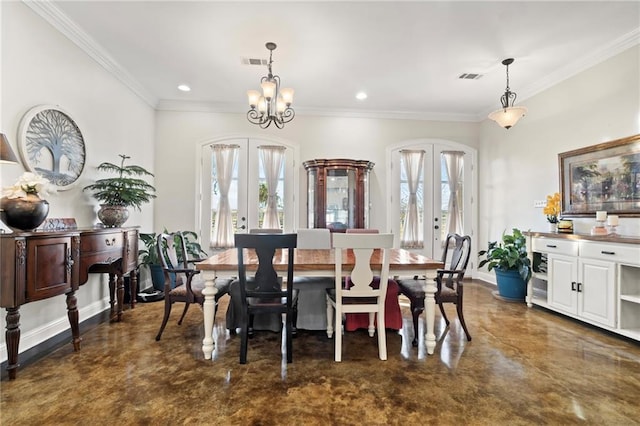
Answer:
97, 205, 129, 227
0, 195, 50, 231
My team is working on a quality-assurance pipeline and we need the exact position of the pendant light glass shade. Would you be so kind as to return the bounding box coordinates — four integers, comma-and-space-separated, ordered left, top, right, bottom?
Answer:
488, 58, 527, 129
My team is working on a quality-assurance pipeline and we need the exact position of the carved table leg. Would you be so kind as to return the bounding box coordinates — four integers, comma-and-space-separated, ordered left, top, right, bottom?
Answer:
116, 273, 124, 322
66, 290, 81, 351
108, 272, 116, 320
424, 271, 437, 355
129, 270, 137, 309
5, 307, 21, 380
202, 277, 219, 360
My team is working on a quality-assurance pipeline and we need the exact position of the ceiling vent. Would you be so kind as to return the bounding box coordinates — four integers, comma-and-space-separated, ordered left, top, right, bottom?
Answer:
242, 57, 268, 66
458, 73, 483, 80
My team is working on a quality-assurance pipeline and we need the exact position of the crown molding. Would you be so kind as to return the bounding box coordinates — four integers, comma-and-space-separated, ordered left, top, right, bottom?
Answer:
156, 99, 479, 122
23, 0, 158, 108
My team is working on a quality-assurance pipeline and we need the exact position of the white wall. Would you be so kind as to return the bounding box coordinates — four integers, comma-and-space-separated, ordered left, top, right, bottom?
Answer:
476, 45, 640, 283
0, 2, 155, 362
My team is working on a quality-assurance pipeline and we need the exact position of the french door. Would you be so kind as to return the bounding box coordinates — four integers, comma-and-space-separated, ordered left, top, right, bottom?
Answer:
388, 141, 475, 259
198, 138, 296, 249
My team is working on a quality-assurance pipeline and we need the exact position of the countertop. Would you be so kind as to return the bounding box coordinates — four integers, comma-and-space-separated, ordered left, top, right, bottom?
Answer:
524, 231, 640, 245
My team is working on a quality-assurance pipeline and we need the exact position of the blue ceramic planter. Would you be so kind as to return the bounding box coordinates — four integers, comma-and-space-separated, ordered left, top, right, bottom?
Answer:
495, 268, 526, 301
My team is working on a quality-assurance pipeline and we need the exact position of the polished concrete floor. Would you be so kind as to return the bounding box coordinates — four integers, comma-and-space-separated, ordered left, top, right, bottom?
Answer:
1, 281, 639, 425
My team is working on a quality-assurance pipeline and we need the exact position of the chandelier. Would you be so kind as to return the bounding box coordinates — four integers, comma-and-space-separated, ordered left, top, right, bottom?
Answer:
488, 58, 527, 129
246, 42, 295, 129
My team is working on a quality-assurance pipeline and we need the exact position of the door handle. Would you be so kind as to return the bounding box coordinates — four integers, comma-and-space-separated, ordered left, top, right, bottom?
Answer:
434, 225, 439, 229
577, 282, 582, 292
571, 281, 576, 291
239, 225, 246, 230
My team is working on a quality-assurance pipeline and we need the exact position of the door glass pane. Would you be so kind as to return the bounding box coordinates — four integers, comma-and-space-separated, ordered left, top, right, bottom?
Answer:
257, 159, 285, 228
440, 154, 464, 240
399, 157, 424, 248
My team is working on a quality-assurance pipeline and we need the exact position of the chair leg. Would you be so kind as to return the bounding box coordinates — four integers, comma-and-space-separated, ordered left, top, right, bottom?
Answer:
335, 305, 342, 362
368, 312, 375, 337
456, 302, 472, 341
377, 306, 387, 361
177, 302, 190, 325
155, 298, 172, 341
410, 298, 424, 347
240, 310, 249, 364
285, 313, 293, 363
326, 294, 334, 338
292, 301, 298, 337
438, 301, 450, 326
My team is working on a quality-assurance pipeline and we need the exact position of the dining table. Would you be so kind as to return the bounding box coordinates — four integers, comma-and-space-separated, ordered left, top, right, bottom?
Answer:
195, 247, 444, 359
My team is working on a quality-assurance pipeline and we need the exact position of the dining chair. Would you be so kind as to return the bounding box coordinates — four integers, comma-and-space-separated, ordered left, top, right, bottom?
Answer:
232, 232, 298, 364
155, 232, 231, 341
249, 228, 283, 234
292, 228, 334, 330
345, 228, 380, 234
326, 233, 394, 361
397, 233, 472, 346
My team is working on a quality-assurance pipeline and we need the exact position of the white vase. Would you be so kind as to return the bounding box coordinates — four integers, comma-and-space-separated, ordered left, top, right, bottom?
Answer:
548, 222, 558, 233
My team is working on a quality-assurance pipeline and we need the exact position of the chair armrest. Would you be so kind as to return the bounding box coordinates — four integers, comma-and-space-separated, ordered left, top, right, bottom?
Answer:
165, 267, 200, 275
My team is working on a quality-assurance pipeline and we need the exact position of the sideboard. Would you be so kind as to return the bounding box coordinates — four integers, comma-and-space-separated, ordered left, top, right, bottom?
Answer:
0, 227, 139, 380
526, 231, 640, 341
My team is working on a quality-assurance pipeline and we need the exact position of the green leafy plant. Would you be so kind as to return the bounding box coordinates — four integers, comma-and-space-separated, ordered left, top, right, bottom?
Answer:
83, 154, 156, 210
478, 228, 532, 283
139, 230, 207, 266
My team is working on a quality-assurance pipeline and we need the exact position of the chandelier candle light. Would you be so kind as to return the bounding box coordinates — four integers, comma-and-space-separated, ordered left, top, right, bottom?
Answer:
247, 42, 295, 129
488, 58, 527, 129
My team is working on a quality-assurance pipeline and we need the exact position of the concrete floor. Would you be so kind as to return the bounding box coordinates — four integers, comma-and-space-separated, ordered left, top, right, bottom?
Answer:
1, 281, 639, 425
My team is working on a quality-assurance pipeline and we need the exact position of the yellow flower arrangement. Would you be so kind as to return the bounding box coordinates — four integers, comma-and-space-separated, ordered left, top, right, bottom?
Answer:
543, 192, 560, 223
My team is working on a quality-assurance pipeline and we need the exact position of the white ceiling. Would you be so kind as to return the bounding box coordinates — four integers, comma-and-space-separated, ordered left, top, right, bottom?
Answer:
35, 1, 640, 121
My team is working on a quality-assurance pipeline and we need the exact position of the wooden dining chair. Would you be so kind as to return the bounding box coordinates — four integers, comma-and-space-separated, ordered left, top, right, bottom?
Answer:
326, 233, 394, 361
155, 232, 231, 341
233, 232, 298, 364
397, 233, 472, 346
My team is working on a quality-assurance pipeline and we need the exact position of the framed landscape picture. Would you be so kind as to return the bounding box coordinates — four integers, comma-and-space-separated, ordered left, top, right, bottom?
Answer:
18, 105, 86, 191
559, 134, 640, 217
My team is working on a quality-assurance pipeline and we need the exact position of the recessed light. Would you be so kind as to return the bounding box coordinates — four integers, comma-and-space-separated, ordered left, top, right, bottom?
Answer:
177, 84, 191, 92
356, 91, 367, 100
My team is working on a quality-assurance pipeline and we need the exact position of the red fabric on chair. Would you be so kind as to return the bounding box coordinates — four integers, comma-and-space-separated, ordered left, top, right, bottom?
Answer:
343, 277, 402, 331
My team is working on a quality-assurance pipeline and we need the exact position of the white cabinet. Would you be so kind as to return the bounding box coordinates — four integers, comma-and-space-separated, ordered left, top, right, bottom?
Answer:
527, 233, 639, 341
547, 254, 615, 327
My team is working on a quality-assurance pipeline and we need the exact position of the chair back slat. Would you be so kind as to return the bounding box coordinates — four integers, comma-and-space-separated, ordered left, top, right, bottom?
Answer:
296, 228, 331, 249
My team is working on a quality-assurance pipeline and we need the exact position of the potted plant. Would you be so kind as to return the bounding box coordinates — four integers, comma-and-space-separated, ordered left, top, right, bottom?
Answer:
478, 228, 532, 302
543, 192, 561, 232
138, 230, 208, 291
83, 154, 156, 227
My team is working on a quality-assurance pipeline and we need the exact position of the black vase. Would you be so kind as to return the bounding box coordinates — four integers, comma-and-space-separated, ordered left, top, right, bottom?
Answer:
0, 195, 50, 232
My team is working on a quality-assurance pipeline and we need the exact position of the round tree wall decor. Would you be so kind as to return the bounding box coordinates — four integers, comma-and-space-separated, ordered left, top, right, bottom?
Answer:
18, 105, 86, 190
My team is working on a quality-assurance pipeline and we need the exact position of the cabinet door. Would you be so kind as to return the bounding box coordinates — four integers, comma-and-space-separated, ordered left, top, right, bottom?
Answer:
578, 258, 616, 327
548, 254, 578, 314
26, 236, 74, 302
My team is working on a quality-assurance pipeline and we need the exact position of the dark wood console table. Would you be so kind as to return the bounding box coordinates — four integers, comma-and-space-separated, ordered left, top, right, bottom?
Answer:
0, 227, 138, 380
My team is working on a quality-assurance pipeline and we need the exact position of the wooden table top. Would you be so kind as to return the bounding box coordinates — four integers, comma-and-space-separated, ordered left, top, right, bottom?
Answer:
196, 248, 443, 273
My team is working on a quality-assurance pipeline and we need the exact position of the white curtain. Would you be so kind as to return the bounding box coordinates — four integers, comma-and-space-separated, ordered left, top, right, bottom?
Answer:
259, 145, 285, 229
442, 150, 464, 236
400, 150, 425, 248
212, 144, 239, 248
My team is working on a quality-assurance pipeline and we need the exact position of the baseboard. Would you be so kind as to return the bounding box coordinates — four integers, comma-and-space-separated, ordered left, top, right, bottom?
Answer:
0, 298, 112, 364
